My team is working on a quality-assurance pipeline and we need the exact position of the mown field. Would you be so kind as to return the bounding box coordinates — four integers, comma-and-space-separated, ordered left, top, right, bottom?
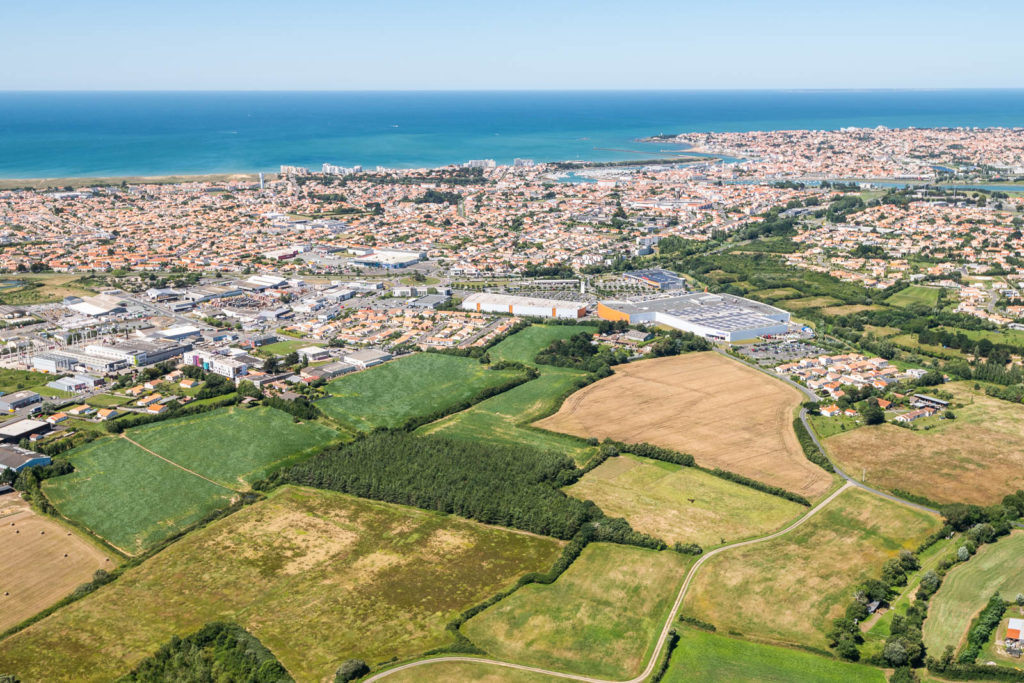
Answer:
924, 531, 1024, 656
0, 497, 112, 633
824, 382, 1024, 505
317, 353, 525, 431
536, 353, 833, 499
463, 543, 692, 679
886, 285, 940, 308
682, 487, 941, 648
564, 454, 804, 547
0, 487, 561, 682
663, 628, 885, 682
43, 406, 337, 553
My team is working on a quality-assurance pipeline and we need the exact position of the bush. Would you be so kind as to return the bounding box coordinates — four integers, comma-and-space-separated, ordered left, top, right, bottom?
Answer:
334, 659, 369, 682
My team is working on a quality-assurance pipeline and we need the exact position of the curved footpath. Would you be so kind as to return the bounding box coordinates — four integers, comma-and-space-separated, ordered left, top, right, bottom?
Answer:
366, 482, 854, 683
367, 350, 941, 682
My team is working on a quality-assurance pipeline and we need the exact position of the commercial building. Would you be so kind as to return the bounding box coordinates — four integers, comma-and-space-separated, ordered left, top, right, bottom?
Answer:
0, 444, 51, 473
461, 293, 588, 320
46, 374, 101, 393
0, 391, 42, 413
349, 250, 423, 269
182, 350, 249, 379
66, 294, 128, 317
0, 419, 50, 443
597, 293, 791, 342
31, 350, 125, 374
623, 268, 687, 291
343, 349, 392, 369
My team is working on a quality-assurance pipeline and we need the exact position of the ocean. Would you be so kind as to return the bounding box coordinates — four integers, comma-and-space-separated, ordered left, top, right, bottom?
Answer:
1, 90, 1024, 178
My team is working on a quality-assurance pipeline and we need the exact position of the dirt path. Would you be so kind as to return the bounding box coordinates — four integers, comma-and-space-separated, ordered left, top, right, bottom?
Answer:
365, 481, 855, 683
119, 434, 238, 493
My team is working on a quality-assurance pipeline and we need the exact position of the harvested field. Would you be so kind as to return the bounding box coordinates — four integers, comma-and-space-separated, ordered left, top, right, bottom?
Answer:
825, 382, 1024, 505
682, 487, 941, 648
0, 486, 561, 682
564, 454, 804, 547
535, 353, 833, 499
0, 496, 111, 633
463, 543, 692, 679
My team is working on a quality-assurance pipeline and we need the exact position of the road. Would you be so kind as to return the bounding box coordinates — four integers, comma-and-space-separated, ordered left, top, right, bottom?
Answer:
366, 482, 856, 683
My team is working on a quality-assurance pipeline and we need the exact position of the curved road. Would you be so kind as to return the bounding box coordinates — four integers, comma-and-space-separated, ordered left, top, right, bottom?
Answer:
366, 350, 941, 682
366, 482, 854, 683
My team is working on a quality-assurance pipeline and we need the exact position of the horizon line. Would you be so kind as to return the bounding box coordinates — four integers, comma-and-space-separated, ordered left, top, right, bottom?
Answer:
4, 87, 1024, 94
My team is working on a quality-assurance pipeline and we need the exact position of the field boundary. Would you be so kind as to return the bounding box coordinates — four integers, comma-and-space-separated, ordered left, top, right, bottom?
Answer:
365, 482, 855, 682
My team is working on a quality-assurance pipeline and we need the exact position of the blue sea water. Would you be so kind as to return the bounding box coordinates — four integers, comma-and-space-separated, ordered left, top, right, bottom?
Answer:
1, 90, 1024, 178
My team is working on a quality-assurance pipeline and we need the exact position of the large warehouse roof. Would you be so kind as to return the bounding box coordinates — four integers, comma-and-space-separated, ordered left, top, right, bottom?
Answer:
600, 293, 791, 341
462, 293, 587, 310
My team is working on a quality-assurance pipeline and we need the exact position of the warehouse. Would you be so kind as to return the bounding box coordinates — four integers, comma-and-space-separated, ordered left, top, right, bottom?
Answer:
343, 349, 393, 369
623, 268, 687, 291
0, 419, 50, 443
598, 293, 791, 342
0, 444, 51, 473
0, 391, 42, 413
461, 293, 588, 319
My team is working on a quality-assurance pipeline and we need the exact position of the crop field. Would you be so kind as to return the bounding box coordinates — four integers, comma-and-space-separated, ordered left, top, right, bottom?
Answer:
318, 353, 525, 431
824, 382, 1024, 505
535, 353, 833, 499
663, 628, 885, 682
923, 532, 1024, 655
564, 454, 804, 547
0, 486, 561, 683
463, 543, 692, 679
886, 285, 940, 308
682, 488, 941, 648
0, 497, 112, 633
488, 324, 597, 365
43, 406, 336, 553
126, 405, 337, 487
420, 367, 596, 463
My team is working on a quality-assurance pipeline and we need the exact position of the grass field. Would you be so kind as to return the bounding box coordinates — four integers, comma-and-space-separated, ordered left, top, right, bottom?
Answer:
420, 367, 596, 463
936, 325, 1024, 347
488, 324, 598, 365
808, 414, 862, 439
0, 497, 112, 633
890, 333, 966, 359
43, 406, 337, 553
564, 454, 804, 547
887, 285, 941, 308
254, 339, 312, 357
924, 532, 1024, 656
0, 486, 561, 682
0, 368, 57, 395
385, 661, 551, 682
683, 487, 941, 648
663, 628, 885, 682
463, 543, 692, 679
318, 353, 525, 431
824, 382, 1024, 505
83, 393, 133, 408
782, 296, 842, 310
863, 324, 901, 338
820, 304, 882, 316
127, 405, 337, 487
749, 287, 802, 300
0, 274, 96, 305
535, 353, 833, 499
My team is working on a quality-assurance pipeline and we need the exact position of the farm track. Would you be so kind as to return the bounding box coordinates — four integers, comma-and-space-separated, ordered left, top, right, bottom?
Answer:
119, 434, 239, 493
366, 481, 855, 683
367, 352, 941, 682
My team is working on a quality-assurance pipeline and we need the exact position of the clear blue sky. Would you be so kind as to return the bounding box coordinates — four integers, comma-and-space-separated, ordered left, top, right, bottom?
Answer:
3, 0, 1021, 90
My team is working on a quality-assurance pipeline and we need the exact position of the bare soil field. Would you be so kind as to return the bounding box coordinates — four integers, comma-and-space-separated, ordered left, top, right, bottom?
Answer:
535, 353, 833, 499
0, 495, 111, 632
825, 382, 1024, 505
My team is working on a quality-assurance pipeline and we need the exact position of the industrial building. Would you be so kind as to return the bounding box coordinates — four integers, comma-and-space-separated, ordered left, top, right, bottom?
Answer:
349, 250, 424, 269
598, 293, 791, 342
461, 293, 588, 320
0, 391, 42, 413
0, 444, 51, 473
0, 419, 50, 443
623, 269, 687, 291
343, 349, 392, 369
31, 350, 126, 374
182, 350, 249, 378
85, 339, 191, 367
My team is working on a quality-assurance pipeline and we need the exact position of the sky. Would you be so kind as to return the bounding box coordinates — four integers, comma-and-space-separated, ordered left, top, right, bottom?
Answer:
2, 0, 1022, 90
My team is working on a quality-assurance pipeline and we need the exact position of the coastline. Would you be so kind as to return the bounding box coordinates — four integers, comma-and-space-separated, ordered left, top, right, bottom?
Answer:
0, 173, 269, 190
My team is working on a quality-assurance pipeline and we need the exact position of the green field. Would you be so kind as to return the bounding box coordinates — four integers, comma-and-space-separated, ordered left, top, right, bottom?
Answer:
808, 414, 862, 439
782, 296, 842, 310
127, 405, 336, 488
0, 368, 57, 395
0, 486, 562, 682
937, 325, 1024, 347
255, 339, 311, 357
419, 367, 595, 462
317, 353, 525, 431
488, 324, 597, 365
663, 628, 885, 682
564, 454, 804, 547
463, 543, 691, 679
683, 487, 941, 648
886, 285, 940, 308
385, 661, 551, 682
43, 406, 338, 553
83, 393, 133, 407
924, 531, 1024, 655
42, 437, 234, 554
